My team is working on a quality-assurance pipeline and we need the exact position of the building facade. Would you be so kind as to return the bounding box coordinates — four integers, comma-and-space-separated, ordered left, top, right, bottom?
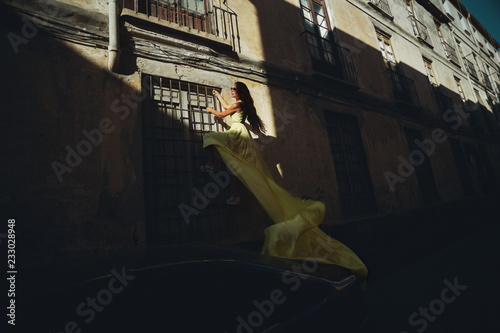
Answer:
2, 0, 500, 264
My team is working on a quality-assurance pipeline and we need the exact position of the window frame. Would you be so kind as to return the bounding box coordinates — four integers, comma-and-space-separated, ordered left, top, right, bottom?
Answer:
435, 21, 448, 56
377, 30, 397, 71
301, 0, 333, 32
458, 13, 470, 34
423, 57, 437, 86
300, 0, 342, 76
324, 111, 377, 217
455, 77, 466, 102
405, 0, 419, 36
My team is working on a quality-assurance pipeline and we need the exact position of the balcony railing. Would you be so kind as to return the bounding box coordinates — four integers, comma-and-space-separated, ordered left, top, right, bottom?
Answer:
408, 16, 432, 46
482, 71, 493, 90
387, 69, 420, 107
303, 31, 358, 87
464, 58, 478, 80
442, 41, 459, 64
369, 0, 392, 17
122, 0, 239, 50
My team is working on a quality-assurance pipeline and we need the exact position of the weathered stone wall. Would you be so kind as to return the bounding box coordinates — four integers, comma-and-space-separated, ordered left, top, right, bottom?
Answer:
1, 3, 147, 264
2, 0, 500, 266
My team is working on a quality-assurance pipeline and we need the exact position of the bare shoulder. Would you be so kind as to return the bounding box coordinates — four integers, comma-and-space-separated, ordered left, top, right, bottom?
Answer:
232, 101, 244, 112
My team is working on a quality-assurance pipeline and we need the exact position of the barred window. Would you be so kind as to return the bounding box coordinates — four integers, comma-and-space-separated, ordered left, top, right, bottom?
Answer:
142, 75, 237, 243
300, 0, 338, 74
325, 112, 377, 217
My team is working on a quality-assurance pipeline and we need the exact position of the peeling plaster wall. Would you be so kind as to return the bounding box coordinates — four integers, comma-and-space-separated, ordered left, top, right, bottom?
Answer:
2, 0, 500, 263
1, 7, 147, 264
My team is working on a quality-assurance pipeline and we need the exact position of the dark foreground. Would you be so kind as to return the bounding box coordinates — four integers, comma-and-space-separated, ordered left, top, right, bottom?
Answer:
365, 221, 500, 333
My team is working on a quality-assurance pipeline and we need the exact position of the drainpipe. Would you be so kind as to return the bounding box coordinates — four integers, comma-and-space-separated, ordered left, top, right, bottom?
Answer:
108, 0, 120, 72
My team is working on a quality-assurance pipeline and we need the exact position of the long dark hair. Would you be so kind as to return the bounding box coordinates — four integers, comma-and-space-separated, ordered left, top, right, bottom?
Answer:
235, 82, 266, 134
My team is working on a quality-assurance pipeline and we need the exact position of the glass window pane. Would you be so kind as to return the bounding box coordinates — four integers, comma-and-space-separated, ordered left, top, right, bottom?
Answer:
385, 42, 395, 62
378, 38, 385, 52
319, 26, 329, 39
180, 0, 205, 15
300, 0, 311, 9
303, 17, 315, 33
313, 2, 324, 17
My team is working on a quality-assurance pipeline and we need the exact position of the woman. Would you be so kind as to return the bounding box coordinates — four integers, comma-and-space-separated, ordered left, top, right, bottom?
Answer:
203, 82, 368, 282
204, 82, 266, 204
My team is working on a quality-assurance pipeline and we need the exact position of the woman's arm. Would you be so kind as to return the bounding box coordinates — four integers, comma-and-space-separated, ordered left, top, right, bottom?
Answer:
213, 90, 231, 109
207, 102, 242, 118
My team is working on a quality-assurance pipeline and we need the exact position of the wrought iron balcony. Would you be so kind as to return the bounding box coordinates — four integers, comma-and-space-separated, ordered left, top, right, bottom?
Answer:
482, 71, 493, 90
302, 31, 358, 87
408, 16, 432, 46
122, 0, 239, 50
369, 0, 392, 18
464, 58, 478, 80
442, 41, 459, 64
386, 69, 420, 107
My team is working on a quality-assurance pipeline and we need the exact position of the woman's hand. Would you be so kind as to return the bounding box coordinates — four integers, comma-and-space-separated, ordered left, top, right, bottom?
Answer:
206, 107, 215, 113
212, 89, 230, 109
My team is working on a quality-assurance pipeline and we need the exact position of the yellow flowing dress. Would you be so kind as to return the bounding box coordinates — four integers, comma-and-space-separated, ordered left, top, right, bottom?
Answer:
203, 105, 368, 281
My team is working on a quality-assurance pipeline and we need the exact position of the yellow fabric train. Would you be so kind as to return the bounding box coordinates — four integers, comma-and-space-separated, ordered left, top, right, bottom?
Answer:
203, 109, 368, 282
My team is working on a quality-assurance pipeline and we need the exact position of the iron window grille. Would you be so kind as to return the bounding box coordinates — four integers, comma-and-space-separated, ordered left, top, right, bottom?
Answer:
435, 23, 459, 65
442, 41, 459, 65
141, 75, 236, 243
299, 0, 358, 85
301, 31, 358, 85
482, 71, 493, 91
386, 68, 420, 107
324, 112, 377, 218
433, 88, 456, 120
464, 58, 478, 80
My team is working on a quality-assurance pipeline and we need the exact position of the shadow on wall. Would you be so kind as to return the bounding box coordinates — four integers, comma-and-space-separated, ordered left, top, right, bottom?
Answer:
248, 0, 499, 211
1, 0, 500, 268
0, 4, 146, 265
